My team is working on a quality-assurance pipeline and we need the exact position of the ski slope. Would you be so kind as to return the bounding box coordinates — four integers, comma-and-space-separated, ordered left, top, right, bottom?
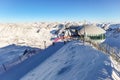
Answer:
0, 41, 117, 80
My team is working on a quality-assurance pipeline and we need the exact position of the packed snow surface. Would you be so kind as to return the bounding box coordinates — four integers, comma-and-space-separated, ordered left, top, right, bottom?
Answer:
21, 41, 113, 80
0, 41, 114, 80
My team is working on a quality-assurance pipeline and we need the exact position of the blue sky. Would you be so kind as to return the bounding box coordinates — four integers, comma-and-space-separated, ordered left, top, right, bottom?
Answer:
0, 0, 120, 22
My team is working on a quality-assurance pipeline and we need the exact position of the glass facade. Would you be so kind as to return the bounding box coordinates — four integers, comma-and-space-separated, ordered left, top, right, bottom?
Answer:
80, 34, 105, 40
88, 34, 105, 40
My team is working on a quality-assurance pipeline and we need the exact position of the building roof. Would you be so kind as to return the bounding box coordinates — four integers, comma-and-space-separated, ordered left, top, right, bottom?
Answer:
78, 25, 106, 35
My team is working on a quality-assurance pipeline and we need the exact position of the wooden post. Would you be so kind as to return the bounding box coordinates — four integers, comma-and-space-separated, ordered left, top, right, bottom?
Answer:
43, 41, 46, 49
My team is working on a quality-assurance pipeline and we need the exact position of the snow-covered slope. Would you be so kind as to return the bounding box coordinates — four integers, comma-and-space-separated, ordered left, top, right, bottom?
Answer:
0, 41, 117, 80
0, 22, 120, 80
0, 44, 41, 65
20, 41, 115, 80
0, 42, 64, 80
104, 25, 120, 49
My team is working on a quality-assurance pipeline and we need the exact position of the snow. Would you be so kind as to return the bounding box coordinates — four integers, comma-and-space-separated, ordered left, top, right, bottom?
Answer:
0, 22, 120, 80
0, 41, 116, 80
104, 26, 120, 49
112, 71, 120, 80
103, 24, 120, 62
103, 24, 120, 80
0, 42, 64, 80
0, 44, 41, 65
20, 41, 114, 80
109, 24, 120, 29
0, 44, 25, 65
0, 23, 53, 48
79, 25, 106, 35
110, 57, 120, 80
105, 36, 120, 49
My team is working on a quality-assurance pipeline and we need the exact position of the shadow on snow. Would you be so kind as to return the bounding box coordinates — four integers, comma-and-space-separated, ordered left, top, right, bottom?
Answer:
0, 42, 64, 80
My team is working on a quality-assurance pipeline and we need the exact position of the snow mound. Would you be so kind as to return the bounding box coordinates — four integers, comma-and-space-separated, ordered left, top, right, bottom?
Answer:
21, 41, 113, 80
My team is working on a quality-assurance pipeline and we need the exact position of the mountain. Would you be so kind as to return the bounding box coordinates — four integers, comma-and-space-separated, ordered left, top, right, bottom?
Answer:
0, 22, 120, 80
